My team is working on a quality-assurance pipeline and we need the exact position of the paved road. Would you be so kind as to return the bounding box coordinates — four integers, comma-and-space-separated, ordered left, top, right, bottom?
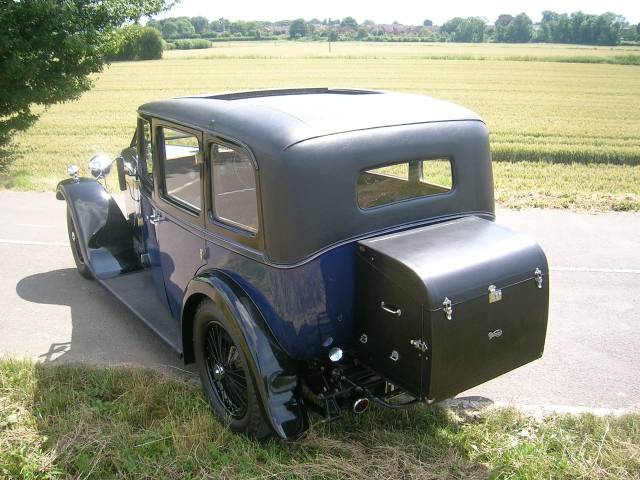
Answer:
1, 191, 639, 410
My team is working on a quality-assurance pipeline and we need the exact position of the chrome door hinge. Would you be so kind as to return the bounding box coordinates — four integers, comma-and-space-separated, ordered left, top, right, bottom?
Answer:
410, 339, 428, 352
443, 297, 453, 320
534, 268, 543, 288
199, 248, 208, 261
148, 211, 164, 225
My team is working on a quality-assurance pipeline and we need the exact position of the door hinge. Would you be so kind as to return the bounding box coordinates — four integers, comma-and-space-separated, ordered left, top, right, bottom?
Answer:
410, 339, 429, 352
199, 248, 208, 261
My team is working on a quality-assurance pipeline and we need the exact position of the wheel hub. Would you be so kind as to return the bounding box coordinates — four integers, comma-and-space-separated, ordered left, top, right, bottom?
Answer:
212, 363, 225, 381
205, 323, 248, 419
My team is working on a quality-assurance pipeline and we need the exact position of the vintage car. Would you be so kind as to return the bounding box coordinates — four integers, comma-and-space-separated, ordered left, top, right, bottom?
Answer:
57, 88, 549, 440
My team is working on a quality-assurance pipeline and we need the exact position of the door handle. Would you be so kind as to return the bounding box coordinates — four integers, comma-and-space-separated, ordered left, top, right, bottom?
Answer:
380, 301, 402, 316
148, 212, 164, 225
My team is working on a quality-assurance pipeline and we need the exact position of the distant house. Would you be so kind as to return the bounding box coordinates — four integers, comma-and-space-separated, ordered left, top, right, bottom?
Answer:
338, 25, 357, 34
263, 24, 289, 35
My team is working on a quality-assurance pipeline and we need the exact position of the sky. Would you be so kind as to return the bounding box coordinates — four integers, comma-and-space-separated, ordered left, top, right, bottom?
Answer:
157, 0, 640, 25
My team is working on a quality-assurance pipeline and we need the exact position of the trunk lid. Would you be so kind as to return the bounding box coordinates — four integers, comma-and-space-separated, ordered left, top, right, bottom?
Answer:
356, 216, 549, 400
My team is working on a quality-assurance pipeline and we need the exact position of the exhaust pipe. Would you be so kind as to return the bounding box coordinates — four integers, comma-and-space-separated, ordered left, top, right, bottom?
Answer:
352, 397, 370, 414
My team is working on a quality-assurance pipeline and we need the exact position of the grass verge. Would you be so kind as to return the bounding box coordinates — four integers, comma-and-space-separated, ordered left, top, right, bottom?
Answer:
1, 359, 638, 479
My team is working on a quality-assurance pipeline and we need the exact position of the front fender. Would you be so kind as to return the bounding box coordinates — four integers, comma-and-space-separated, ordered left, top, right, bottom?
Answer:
56, 178, 139, 278
183, 271, 309, 440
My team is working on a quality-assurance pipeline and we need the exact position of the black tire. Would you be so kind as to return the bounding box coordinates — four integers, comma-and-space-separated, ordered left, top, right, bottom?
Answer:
66, 208, 93, 280
193, 299, 272, 439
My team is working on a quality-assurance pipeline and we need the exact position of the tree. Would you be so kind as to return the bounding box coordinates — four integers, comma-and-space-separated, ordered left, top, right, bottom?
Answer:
423, 19, 433, 27
495, 14, 514, 27
441, 17, 464, 35
0, 0, 172, 148
138, 28, 164, 59
494, 14, 514, 42
441, 17, 485, 42
341, 17, 358, 29
111, 26, 163, 61
289, 18, 308, 39
356, 27, 368, 39
505, 13, 533, 42
159, 20, 178, 38
190, 16, 209, 35
173, 18, 196, 38
537, 10, 622, 45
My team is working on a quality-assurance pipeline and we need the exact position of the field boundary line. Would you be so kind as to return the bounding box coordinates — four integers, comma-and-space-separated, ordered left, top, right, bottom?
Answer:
0, 238, 69, 247
551, 266, 640, 274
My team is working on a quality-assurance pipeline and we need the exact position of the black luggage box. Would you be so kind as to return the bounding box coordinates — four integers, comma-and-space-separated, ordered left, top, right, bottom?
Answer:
355, 216, 549, 401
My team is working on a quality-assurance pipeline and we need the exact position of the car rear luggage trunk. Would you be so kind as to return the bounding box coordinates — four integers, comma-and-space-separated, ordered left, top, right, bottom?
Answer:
355, 216, 549, 401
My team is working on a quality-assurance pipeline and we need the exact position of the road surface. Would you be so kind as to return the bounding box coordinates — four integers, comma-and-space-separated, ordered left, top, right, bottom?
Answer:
1, 190, 638, 410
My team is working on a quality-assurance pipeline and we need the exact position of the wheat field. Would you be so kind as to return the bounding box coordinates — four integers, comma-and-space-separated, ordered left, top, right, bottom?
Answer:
4, 41, 640, 210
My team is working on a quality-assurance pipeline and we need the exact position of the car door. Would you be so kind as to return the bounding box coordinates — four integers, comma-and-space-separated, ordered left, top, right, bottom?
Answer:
153, 121, 207, 320
137, 116, 172, 311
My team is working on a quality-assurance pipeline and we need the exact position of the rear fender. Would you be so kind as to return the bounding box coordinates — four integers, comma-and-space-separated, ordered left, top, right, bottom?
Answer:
182, 271, 309, 440
56, 178, 140, 278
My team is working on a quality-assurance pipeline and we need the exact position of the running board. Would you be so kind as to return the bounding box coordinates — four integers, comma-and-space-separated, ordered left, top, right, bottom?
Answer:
100, 270, 182, 353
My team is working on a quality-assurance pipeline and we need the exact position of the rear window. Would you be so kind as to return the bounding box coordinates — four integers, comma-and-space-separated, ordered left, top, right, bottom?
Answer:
357, 159, 453, 209
211, 142, 258, 233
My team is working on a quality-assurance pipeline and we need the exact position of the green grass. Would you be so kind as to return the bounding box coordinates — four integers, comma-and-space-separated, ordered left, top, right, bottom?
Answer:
1, 359, 639, 479
2, 41, 640, 210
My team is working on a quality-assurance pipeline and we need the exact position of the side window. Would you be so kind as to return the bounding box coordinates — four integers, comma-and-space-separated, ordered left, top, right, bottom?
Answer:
211, 142, 258, 233
160, 127, 201, 212
357, 158, 453, 209
138, 119, 154, 185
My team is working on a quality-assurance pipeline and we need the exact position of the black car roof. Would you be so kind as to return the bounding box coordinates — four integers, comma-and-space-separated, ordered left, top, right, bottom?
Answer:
138, 88, 482, 150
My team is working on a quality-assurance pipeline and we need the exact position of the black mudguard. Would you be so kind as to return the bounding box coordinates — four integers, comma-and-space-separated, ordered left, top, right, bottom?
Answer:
183, 271, 309, 440
56, 178, 140, 278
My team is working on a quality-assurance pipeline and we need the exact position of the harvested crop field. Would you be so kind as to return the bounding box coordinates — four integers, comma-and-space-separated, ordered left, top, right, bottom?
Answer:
3, 41, 639, 210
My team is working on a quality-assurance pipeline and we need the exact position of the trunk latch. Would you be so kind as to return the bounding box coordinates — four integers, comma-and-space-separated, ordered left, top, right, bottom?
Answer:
443, 297, 453, 320
534, 268, 543, 288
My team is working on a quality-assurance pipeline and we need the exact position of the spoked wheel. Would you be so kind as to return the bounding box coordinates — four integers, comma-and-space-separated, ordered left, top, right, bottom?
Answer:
204, 323, 248, 419
194, 299, 272, 439
66, 208, 93, 279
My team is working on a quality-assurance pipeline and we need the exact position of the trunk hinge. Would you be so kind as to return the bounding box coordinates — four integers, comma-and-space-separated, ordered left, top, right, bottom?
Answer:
199, 248, 208, 261
443, 297, 453, 320
534, 268, 543, 288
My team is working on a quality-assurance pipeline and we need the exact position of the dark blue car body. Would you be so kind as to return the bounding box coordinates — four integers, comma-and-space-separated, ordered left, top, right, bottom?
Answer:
58, 89, 547, 440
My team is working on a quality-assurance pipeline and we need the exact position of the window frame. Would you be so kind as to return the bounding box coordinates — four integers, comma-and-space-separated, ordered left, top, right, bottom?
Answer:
356, 156, 456, 211
136, 116, 155, 192
204, 133, 263, 251
155, 120, 204, 221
